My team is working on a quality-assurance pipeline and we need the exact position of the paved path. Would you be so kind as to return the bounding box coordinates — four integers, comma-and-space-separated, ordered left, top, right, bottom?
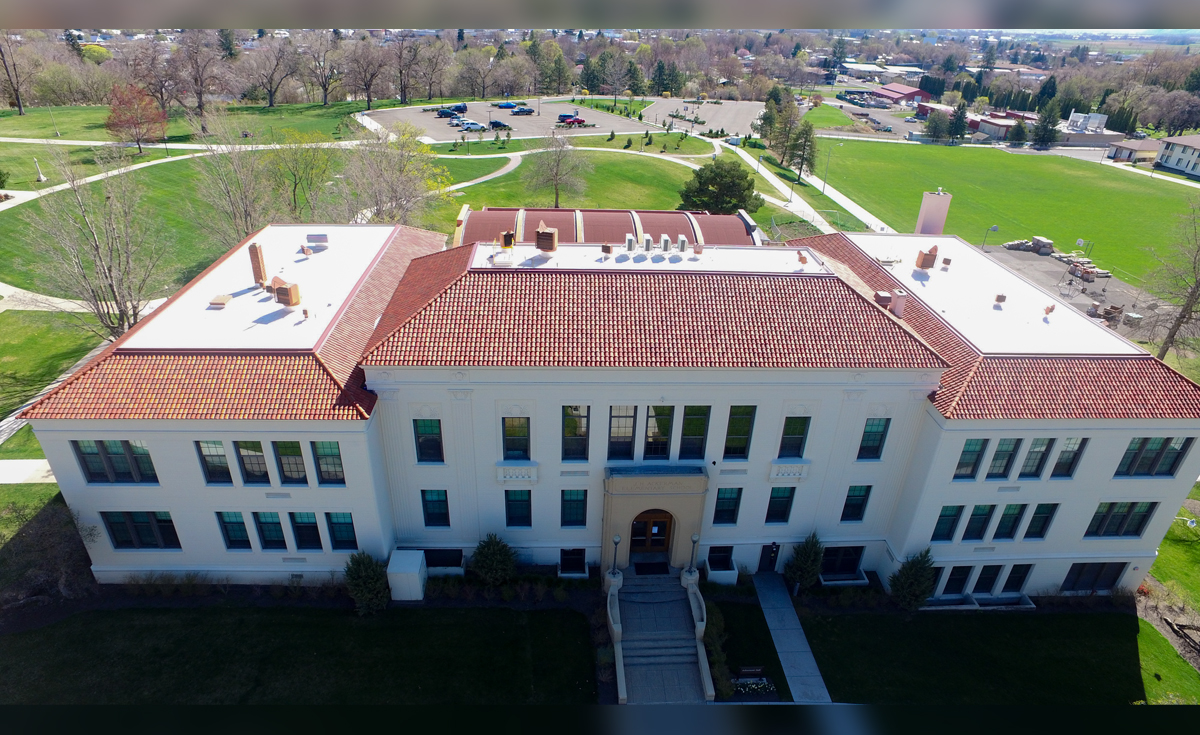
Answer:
0, 459, 54, 484
0, 279, 91, 313
720, 142, 835, 234
753, 572, 832, 703
619, 573, 706, 704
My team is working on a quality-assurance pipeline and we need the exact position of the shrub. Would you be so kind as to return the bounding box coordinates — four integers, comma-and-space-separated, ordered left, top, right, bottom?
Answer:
343, 551, 390, 616
638, 112, 643, 121
888, 547, 936, 612
624, 137, 632, 149
553, 586, 570, 602
471, 533, 516, 586
608, 129, 615, 141
784, 532, 823, 594
647, 133, 653, 145
703, 601, 735, 699
534, 580, 548, 602
0, 168, 9, 188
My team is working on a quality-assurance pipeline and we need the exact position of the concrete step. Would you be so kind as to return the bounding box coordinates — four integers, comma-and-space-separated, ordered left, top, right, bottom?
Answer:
622, 636, 696, 649
622, 652, 699, 666
620, 591, 688, 603
623, 630, 695, 643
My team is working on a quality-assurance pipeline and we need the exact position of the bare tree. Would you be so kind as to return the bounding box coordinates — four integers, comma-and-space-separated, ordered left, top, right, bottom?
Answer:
267, 129, 336, 219
414, 38, 453, 100
521, 133, 593, 209
188, 109, 278, 247
1151, 199, 1200, 361
24, 146, 170, 339
455, 47, 496, 98
392, 31, 421, 104
0, 29, 39, 115
127, 39, 180, 112
298, 30, 341, 105
320, 122, 450, 224
342, 39, 388, 110
247, 36, 299, 108
175, 29, 226, 134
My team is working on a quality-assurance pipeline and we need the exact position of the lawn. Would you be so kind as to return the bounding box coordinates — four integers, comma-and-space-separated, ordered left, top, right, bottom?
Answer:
575, 97, 656, 118
717, 149, 866, 233
802, 105, 854, 129
0, 311, 101, 418
715, 601, 792, 702
0, 425, 44, 459
438, 156, 509, 184
823, 140, 1199, 282
0, 483, 64, 591
800, 611, 1147, 704
0, 606, 596, 704
0, 144, 169, 189
1148, 506, 1200, 609
1139, 618, 1200, 704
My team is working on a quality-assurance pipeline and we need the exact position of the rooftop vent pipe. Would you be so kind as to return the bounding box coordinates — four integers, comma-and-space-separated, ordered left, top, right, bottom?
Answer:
890, 289, 908, 319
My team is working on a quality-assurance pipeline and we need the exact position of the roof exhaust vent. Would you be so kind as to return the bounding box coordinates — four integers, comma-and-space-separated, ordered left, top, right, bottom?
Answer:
248, 242, 267, 288
941, 257, 952, 269
601, 243, 614, 259
890, 289, 908, 319
269, 276, 301, 308
535, 221, 558, 253
642, 233, 653, 251
501, 230, 516, 249
915, 244, 939, 270
209, 294, 232, 310
692, 241, 704, 256
304, 233, 329, 253
625, 233, 637, 251
874, 291, 892, 307
677, 235, 689, 252
660, 234, 672, 251
798, 251, 809, 265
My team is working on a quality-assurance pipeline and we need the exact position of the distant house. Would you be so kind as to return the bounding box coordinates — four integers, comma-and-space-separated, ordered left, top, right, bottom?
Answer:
840, 62, 885, 79
1107, 138, 1161, 164
871, 83, 925, 105
1156, 135, 1200, 175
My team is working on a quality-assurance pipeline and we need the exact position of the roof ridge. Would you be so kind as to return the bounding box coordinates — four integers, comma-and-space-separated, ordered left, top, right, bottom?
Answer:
361, 246, 474, 360
311, 351, 370, 420
940, 355, 986, 418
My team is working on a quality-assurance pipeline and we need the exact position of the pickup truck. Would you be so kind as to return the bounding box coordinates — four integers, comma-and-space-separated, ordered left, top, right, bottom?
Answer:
496, 101, 516, 109
512, 107, 534, 115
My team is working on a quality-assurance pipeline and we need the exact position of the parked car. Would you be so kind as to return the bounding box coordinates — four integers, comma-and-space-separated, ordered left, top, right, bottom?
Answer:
905, 116, 917, 123
436, 109, 457, 118
450, 103, 468, 113
461, 121, 487, 132
512, 107, 534, 115
561, 117, 586, 125
557, 112, 577, 122
448, 116, 465, 126
1132, 130, 1148, 139
881, 125, 893, 132
497, 101, 516, 109
489, 119, 512, 130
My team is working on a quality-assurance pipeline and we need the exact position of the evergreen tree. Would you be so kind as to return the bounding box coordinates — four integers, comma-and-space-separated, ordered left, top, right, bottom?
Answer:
577, 29, 584, 42
218, 29, 239, 59
651, 59, 668, 95
457, 29, 465, 44
495, 43, 508, 60
1008, 118, 1028, 143
1035, 75, 1058, 108
1185, 67, 1200, 94
831, 36, 848, 66
984, 44, 997, 70
627, 59, 646, 96
888, 548, 936, 612
940, 53, 957, 76
792, 42, 803, 58
678, 159, 765, 215
784, 119, 818, 173
765, 84, 787, 107
63, 29, 83, 60
579, 57, 597, 92
1031, 99, 1060, 146
949, 102, 969, 139
666, 62, 686, 96
257, 29, 266, 38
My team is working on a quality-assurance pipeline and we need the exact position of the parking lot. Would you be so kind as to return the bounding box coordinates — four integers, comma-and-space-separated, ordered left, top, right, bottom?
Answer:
640, 99, 763, 138
365, 100, 661, 142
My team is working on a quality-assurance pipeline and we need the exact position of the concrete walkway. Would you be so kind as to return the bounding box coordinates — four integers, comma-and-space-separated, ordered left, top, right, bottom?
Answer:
721, 142, 836, 234
0, 459, 54, 484
753, 572, 832, 703
619, 572, 706, 704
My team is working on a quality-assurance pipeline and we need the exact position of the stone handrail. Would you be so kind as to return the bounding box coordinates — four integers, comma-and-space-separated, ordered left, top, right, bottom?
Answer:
606, 584, 628, 704
686, 582, 716, 702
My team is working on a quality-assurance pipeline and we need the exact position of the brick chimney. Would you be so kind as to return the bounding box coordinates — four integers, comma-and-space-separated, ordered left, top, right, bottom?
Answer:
249, 243, 267, 288
535, 221, 558, 252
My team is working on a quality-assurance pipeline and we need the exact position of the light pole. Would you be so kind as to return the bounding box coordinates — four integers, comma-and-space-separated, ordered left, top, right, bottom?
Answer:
822, 142, 843, 195
788, 172, 797, 202
688, 533, 700, 574
757, 154, 763, 173
982, 224, 998, 252
46, 103, 61, 137
610, 535, 621, 575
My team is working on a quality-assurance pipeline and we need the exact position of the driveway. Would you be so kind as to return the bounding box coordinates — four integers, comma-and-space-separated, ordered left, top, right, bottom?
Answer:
641, 99, 763, 137
365, 100, 660, 142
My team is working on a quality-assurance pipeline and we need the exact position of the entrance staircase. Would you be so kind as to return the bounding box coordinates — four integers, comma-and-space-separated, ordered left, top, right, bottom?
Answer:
616, 572, 711, 704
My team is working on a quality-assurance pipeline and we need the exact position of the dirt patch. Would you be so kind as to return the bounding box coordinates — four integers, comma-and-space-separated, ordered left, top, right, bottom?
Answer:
1138, 575, 1200, 674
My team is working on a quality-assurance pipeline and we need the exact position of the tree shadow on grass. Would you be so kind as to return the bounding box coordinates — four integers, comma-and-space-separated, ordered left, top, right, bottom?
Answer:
0, 493, 96, 604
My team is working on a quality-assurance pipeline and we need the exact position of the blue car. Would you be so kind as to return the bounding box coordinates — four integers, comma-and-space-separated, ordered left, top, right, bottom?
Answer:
497, 101, 516, 109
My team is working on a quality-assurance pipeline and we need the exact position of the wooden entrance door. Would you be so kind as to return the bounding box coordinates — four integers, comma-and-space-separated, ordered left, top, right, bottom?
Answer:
630, 510, 672, 553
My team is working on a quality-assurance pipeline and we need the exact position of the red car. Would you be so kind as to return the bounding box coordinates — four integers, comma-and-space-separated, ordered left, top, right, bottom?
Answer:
561, 117, 586, 125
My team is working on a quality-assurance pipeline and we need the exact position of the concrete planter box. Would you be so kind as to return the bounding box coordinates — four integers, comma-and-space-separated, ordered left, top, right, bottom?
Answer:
705, 559, 738, 585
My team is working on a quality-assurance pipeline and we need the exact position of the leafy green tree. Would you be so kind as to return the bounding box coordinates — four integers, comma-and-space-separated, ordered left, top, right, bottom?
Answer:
1031, 99, 1060, 146
948, 102, 969, 139
924, 109, 950, 140
218, 29, 239, 59
81, 45, 112, 65
888, 548, 936, 612
471, 533, 516, 586
784, 532, 823, 594
1008, 118, 1028, 143
678, 159, 764, 215
1186, 67, 1200, 95
343, 551, 390, 615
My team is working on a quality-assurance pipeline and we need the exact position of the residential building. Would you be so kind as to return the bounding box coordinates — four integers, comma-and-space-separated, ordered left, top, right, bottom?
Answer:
1107, 138, 1162, 163
24, 215, 1200, 604
1156, 135, 1200, 176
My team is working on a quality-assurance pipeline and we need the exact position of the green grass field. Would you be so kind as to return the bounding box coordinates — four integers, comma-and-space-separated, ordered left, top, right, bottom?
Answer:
1149, 506, 1200, 609
0, 311, 101, 417
0, 484, 60, 549
1139, 618, 1200, 704
0, 425, 45, 459
824, 141, 1198, 282
429, 132, 714, 157
802, 105, 855, 129
0, 606, 595, 704
0, 144, 170, 189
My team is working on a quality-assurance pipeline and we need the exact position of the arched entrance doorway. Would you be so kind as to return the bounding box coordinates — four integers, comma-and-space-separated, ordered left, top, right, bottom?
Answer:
630, 509, 673, 562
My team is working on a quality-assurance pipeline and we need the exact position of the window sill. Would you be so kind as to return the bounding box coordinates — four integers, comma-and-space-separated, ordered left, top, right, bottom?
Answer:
317, 483, 348, 488
561, 525, 588, 530
87, 483, 161, 487
560, 459, 589, 464
415, 461, 447, 467
855, 458, 883, 463
720, 457, 750, 463
423, 525, 453, 531
839, 519, 865, 525
294, 548, 325, 553
764, 520, 791, 526
111, 548, 183, 552
224, 548, 254, 552
950, 477, 978, 482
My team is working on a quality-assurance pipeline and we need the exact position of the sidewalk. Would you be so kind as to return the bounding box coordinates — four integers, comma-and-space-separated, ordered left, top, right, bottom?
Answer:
753, 572, 832, 703
0, 459, 54, 484
720, 142, 835, 234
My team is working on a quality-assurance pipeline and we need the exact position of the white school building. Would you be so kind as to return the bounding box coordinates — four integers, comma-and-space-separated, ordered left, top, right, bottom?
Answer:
23, 210, 1200, 604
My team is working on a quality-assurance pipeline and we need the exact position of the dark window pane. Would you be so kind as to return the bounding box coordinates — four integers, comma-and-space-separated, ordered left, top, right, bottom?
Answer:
103, 440, 135, 482
840, 485, 871, 522
708, 546, 734, 571
857, 418, 890, 460
644, 406, 674, 460
943, 566, 972, 595
102, 511, 135, 548
560, 548, 586, 574
217, 511, 251, 549
713, 487, 742, 525
1002, 564, 1033, 594
962, 505, 996, 541
254, 512, 287, 550
954, 438, 989, 479
992, 504, 1027, 540
987, 438, 1021, 480
679, 406, 711, 460
561, 489, 587, 527
1063, 562, 1126, 592
130, 511, 157, 547
1133, 437, 1166, 476
1156, 438, 1193, 477
778, 416, 811, 459
765, 486, 796, 523
1019, 438, 1054, 479
421, 489, 450, 527
1023, 503, 1057, 539
414, 419, 445, 463
608, 406, 636, 460
821, 546, 864, 578
128, 441, 157, 482
723, 406, 756, 460
75, 440, 109, 483
155, 512, 180, 548
561, 406, 589, 461
502, 417, 530, 461
312, 441, 346, 485
1051, 438, 1086, 478
505, 489, 532, 527
973, 565, 1003, 595
196, 441, 232, 484
326, 513, 358, 550
290, 512, 322, 550
274, 442, 308, 485
931, 505, 964, 542
236, 441, 270, 484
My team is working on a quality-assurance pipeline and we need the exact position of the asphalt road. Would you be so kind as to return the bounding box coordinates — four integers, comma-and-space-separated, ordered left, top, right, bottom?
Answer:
640, 99, 764, 138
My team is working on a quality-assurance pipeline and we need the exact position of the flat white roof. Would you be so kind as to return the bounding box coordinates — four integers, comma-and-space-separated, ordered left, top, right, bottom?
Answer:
123, 225, 396, 351
846, 233, 1143, 356
469, 243, 834, 276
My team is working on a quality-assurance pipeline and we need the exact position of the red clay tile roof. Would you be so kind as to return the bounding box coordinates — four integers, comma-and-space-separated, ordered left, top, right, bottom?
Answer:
363, 261, 946, 369
797, 232, 1200, 421
23, 225, 445, 422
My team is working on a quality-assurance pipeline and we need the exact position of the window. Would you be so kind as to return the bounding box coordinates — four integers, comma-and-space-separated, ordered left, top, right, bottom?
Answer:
1085, 501, 1157, 538
216, 511, 251, 550
505, 489, 532, 527
1115, 437, 1194, 477
713, 488, 743, 525
723, 406, 756, 460
943, 566, 972, 595
707, 546, 734, 571
608, 406, 637, 460
311, 442, 346, 485
821, 546, 864, 580
765, 487, 796, 524
196, 441, 232, 484
931, 505, 964, 542
560, 548, 586, 574
992, 504, 1027, 540
289, 512, 322, 550
236, 441, 271, 484
679, 406, 711, 460
101, 511, 180, 549
502, 417, 531, 461
1019, 438, 1055, 479
1062, 562, 1127, 593
987, 438, 1022, 480
778, 416, 811, 458
325, 513, 358, 550
273, 442, 308, 485
414, 419, 445, 463
1050, 438, 1087, 478
561, 489, 587, 527
962, 505, 996, 541
73, 440, 158, 484
1023, 503, 1058, 540
1002, 564, 1033, 594
840, 485, 871, 522
421, 489, 450, 527
953, 439, 989, 480
254, 512, 287, 550
644, 406, 674, 460
973, 565, 1003, 595
561, 406, 589, 461
857, 418, 890, 460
